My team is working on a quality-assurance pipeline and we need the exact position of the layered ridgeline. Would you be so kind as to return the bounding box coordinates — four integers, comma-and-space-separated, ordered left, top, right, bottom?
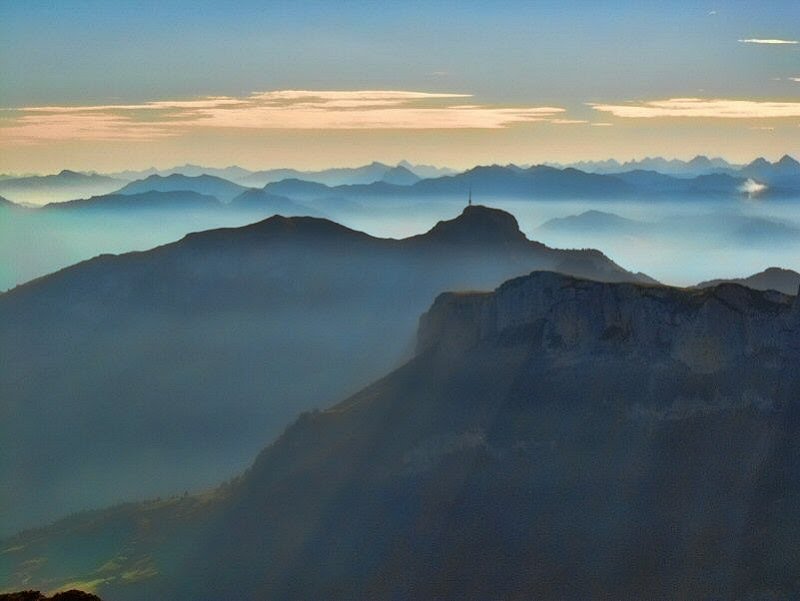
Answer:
2, 272, 798, 600
0, 206, 651, 535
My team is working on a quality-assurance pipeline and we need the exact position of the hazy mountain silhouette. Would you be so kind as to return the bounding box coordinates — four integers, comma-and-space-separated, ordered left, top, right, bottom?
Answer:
379, 164, 420, 185
397, 160, 457, 179
238, 161, 412, 188
3, 272, 798, 600
536, 209, 800, 246
0, 171, 127, 205
226, 189, 319, 216
613, 169, 748, 196
537, 210, 644, 235
740, 155, 800, 189
41, 190, 222, 211
0, 206, 652, 535
262, 164, 769, 202
554, 155, 739, 176
696, 267, 800, 295
0, 195, 19, 209
116, 174, 249, 203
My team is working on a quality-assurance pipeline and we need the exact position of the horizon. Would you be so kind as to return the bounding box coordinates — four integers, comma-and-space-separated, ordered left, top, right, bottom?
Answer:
2, 1, 799, 172
4, 152, 799, 178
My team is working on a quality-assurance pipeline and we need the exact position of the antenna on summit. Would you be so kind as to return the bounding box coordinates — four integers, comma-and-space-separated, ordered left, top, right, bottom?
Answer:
468, 185, 472, 207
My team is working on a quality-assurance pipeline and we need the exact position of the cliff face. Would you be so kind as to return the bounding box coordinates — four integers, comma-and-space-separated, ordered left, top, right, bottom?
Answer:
419, 271, 798, 372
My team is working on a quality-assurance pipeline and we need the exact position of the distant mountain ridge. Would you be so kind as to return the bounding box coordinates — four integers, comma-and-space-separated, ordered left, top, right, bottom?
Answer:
0, 170, 126, 204
695, 267, 800, 296
116, 173, 250, 203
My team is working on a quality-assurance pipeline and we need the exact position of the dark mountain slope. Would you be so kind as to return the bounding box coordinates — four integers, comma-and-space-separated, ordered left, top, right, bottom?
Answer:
0, 206, 650, 535
2, 272, 798, 600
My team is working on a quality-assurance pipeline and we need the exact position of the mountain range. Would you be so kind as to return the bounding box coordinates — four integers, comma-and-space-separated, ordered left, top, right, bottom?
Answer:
3, 270, 798, 600
536, 209, 800, 248
3, 155, 797, 207
0, 206, 652, 535
114, 174, 250, 203
552, 154, 800, 181
0, 171, 126, 205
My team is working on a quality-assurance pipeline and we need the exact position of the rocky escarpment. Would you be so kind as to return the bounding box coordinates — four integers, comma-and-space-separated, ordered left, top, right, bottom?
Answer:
4, 273, 800, 601
419, 271, 799, 372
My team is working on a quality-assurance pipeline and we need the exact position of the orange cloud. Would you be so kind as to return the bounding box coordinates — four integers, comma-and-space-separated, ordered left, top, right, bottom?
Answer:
0, 90, 570, 143
590, 98, 800, 119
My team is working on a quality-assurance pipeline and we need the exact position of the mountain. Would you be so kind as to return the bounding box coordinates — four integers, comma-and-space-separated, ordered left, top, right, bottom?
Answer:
226, 189, 318, 215
379, 164, 420, 185
0, 195, 19, 209
397, 160, 457, 179
0, 171, 127, 205
41, 190, 222, 211
158, 164, 253, 182
3, 271, 798, 600
554, 155, 738, 176
264, 164, 635, 201
115, 174, 249, 203
696, 267, 800, 295
537, 210, 645, 236
263, 164, 761, 203
536, 210, 800, 248
740, 155, 800, 189
613, 170, 748, 196
0, 206, 652, 535
238, 161, 407, 188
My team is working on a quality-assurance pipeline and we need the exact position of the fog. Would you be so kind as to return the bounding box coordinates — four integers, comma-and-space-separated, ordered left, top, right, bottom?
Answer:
3, 195, 799, 293
1, 193, 799, 535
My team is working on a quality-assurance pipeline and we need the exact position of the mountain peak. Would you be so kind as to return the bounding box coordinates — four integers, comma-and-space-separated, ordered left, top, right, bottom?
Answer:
777, 154, 800, 167
423, 205, 528, 246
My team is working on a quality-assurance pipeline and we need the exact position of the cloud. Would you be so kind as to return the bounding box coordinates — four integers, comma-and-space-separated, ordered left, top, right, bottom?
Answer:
590, 98, 800, 119
0, 113, 176, 143
789, 77, 800, 82
738, 38, 798, 45
1, 90, 570, 143
590, 122, 614, 127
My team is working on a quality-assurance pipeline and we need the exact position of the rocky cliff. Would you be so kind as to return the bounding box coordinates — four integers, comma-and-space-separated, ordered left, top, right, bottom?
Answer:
419, 271, 798, 372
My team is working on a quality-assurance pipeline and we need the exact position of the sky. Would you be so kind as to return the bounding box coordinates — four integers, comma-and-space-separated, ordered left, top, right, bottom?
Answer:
0, 0, 798, 173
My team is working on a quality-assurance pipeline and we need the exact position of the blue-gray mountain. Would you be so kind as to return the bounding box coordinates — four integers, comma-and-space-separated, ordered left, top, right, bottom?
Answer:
696, 267, 800, 296
0, 206, 651, 536
115, 174, 250, 203
3, 271, 798, 600
0, 171, 126, 204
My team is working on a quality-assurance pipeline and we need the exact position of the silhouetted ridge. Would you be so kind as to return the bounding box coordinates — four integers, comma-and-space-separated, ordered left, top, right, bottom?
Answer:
415, 204, 529, 246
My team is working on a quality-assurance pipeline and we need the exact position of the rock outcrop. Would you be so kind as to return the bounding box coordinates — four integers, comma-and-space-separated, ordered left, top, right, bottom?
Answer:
419, 271, 797, 372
